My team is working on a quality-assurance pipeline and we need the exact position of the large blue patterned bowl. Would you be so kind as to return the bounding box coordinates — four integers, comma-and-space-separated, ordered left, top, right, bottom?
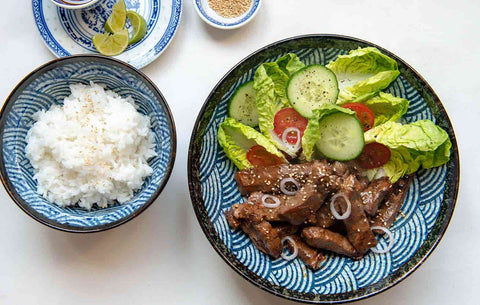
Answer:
188, 35, 459, 303
0, 55, 176, 233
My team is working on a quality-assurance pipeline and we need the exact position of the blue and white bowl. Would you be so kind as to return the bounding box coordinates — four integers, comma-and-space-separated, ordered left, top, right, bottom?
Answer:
188, 35, 460, 303
193, 0, 261, 30
0, 55, 176, 233
33, 0, 182, 69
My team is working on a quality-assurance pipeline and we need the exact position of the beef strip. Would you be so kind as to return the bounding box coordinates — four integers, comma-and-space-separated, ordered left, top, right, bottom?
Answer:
371, 175, 413, 234
234, 163, 314, 195
241, 220, 283, 258
285, 235, 325, 270
301, 227, 359, 259
225, 193, 283, 228
360, 177, 393, 216
234, 160, 346, 195
315, 204, 336, 228
227, 172, 333, 226
330, 160, 361, 177
313, 173, 368, 230
225, 208, 242, 229
341, 173, 369, 193
277, 182, 325, 225
272, 223, 299, 238
341, 192, 378, 255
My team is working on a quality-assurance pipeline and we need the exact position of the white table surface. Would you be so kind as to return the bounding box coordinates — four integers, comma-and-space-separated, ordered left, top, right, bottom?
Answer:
0, 1, 478, 304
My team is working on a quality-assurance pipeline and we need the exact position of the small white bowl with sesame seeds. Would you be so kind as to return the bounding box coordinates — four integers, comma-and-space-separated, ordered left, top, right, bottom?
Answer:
193, 0, 262, 30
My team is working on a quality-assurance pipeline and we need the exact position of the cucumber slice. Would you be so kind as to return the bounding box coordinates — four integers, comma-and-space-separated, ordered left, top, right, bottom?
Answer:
315, 112, 365, 161
227, 81, 258, 127
287, 65, 339, 118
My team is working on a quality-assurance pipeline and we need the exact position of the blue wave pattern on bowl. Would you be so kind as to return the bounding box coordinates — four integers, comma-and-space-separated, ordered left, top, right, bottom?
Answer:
2, 61, 173, 228
195, 0, 260, 27
32, 0, 182, 68
199, 47, 446, 294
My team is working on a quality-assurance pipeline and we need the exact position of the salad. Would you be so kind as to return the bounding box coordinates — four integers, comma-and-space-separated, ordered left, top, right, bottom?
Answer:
218, 48, 451, 269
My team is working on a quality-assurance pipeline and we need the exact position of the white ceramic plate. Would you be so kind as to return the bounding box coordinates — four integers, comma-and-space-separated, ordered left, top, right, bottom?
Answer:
32, 0, 182, 68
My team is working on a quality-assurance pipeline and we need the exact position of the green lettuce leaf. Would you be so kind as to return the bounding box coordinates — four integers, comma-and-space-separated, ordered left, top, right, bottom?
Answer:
301, 105, 355, 161
254, 53, 305, 156
355, 92, 409, 126
364, 120, 451, 182
218, 118, 285, 170
276, 53, 306, 77
326, 47, 400, 103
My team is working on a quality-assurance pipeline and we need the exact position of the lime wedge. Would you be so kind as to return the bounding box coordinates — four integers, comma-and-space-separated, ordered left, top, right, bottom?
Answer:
92, 29, 129, 56
104, 0, 126, 33
126, 10, 147, 44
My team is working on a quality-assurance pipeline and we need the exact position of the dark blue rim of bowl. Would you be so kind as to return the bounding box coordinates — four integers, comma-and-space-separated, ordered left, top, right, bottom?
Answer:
0, 54, 177, 233
187, 34, 460, 303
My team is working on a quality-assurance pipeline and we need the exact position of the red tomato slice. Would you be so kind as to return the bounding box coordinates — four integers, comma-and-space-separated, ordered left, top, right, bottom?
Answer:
273, 108, 308, 144
341, 103, 375, 131
356, 143, 391, 169
246, 145, 284, 167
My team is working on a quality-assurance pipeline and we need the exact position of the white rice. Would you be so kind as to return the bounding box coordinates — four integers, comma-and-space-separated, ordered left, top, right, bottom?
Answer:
25, 82, 156, 209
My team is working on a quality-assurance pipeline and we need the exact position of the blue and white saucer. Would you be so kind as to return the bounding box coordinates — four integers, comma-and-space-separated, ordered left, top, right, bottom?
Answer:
32, 0, 182, 68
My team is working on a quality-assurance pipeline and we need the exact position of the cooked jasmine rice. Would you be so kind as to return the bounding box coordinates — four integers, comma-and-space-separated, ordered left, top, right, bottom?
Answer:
25, 83, 156, 209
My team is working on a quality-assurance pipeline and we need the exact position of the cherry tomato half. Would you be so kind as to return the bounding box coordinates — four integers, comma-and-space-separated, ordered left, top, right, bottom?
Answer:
356, 143, 391, 169
341, 103, 375, 131
273, 108, 308, 144
246, 145, 284, 167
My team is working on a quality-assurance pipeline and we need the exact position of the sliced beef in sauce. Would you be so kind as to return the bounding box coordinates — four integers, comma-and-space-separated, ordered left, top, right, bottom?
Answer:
285, 235, 325, 270
302, 227, 359, 259
225, 208, 242, 230
234, 160, 348, 196
371, 175, 413, 234
226, 160, 414, 268
340, 174, 369, 193
226, 184, 325, 227
340, 192, 378, 255
241, 220, 283, 258
272, 223, 299, 238
360, 177, 393, 216
234, 163, 314, 195
277, 182, 325, 225
315, 204, 337, 229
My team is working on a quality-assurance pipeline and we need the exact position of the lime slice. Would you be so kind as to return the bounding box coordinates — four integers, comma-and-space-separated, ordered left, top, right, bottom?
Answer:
126, 10, 147, 44
104, 0, 126, 33
92, 29, 129, 56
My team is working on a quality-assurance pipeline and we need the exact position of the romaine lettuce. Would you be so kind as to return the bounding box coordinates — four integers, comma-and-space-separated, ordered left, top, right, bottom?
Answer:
254, 54, 305, 156
217, 118, 285, 170
355, 92, 409, 127
364, 120, 451, 182
326, 47, 400, 103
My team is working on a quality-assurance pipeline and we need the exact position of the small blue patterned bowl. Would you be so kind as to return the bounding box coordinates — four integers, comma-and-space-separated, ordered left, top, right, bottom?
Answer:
0, 55, 176, 233
49, 0, 101, 9
188, 35, 459, 303
193, 0, 262, 30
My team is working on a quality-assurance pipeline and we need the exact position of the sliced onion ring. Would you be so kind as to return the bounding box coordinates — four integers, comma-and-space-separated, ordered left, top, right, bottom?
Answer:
330, 193, 351, 220
370, 226, 395, 254
281, 236, 298, 261
261, 194, 281, 208
280, 177, 300, 196
373, 168, 386, 180
282, 127, 301, 150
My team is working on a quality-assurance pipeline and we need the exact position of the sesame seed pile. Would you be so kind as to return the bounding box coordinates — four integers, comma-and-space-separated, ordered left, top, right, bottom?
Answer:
208, 0, 252, 18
